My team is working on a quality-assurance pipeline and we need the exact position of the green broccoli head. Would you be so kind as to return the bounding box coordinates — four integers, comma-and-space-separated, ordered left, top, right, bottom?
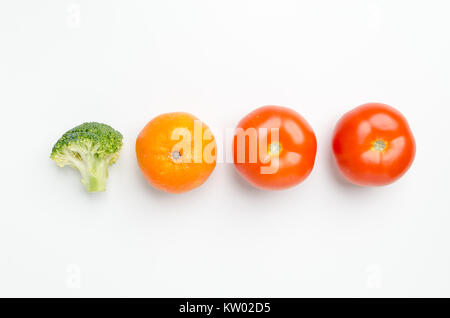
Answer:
50, 122, 123, 192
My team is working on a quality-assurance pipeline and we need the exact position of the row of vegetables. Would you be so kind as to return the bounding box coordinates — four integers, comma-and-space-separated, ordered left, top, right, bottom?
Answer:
51, 103, 415, 193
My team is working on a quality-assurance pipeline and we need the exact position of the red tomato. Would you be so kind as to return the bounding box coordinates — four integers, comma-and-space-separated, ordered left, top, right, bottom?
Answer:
332, 103, 415, 186
233, 106, 317, 190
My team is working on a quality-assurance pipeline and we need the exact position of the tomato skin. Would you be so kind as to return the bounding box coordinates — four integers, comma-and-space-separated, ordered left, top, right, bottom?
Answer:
332, 103, 415, 186
233, 106, 317, 190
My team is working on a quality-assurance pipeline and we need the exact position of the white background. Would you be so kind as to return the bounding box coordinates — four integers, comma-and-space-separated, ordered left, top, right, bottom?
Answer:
0, 0, 449, 297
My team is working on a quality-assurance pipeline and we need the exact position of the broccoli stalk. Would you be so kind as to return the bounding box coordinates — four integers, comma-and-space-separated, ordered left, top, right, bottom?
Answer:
51, 122, 123, 192
66, 150, 110, 192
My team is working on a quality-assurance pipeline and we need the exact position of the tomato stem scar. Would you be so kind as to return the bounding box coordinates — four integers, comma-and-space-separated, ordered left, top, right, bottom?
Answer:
268, 142, 282, 156
372, 139, 387, 152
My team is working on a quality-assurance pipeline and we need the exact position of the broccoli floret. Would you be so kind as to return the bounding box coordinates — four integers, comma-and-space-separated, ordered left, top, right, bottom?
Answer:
50, 122, 123, 192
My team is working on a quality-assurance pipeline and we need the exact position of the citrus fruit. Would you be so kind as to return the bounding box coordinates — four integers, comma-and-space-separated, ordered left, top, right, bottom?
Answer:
136, 112, 216, 193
